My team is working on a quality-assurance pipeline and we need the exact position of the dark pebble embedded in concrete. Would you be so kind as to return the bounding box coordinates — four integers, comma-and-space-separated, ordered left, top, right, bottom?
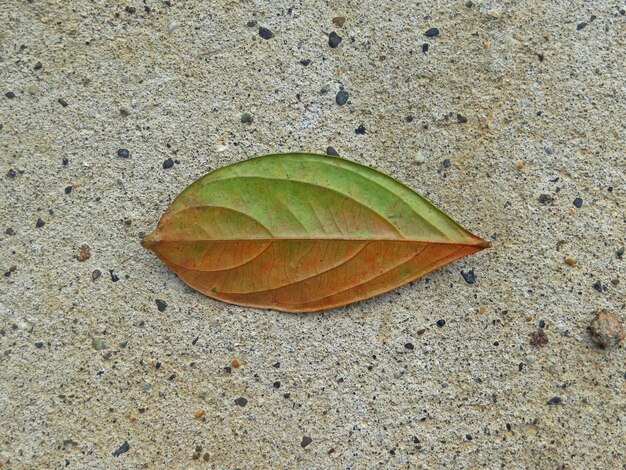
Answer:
163, 158, 174, 169
328, 32, 342, 48
92, 269, 101, 281
35, 342, 44, 348
577, 22, 587, 30
422, 43, 429, 53
547, 396, 561, 405
234, 397, 248, 407
404, 342, 414, 350
65, 185, 72, 194
538, 194, 553, 205
35, 218, 45, 228
300, 59, 311, 66
301, 436, 313, 448
355, 124, 366, 135
62, 157, 69, 166
461, 269, 476, 284
326, 146, 339, 156
112, 441, 130, 457
58, 98, 69, 107
155, 299, 167, 312
241, 113, 253, 123
125, 6, 136, 13
457, 114, 468, 123
592, 280, 603, 292
117, 148, 130, 158
273, 361, 281, 368
436, 319, 446, 327
246, 19, 257, 27
6, 227, 15, 235
258, 27, 274, 39
109, 269, 119, 282
405, 115, 414, 122
336, 90, 349, 105
573, 197, 583, 208
442, 159, 451, 168
5, 91, 16, 99
34, 61, 42, 70
424, 28, 440, 37
7, 169, 17, 178
273, 381, 281, 388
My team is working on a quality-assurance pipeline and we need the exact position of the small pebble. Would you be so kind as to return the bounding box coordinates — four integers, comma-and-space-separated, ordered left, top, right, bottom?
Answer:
92, 269, 101, 281
7, 169, 17, 178
405, 115, 414, 123
77, 244, 91, 262
301, 436, 313, 448
320, 84, 331, 94
112, 441, 130, 457
592, 280, 603, 292
194, 409, 205, 419
58, 98, 68, 107
109, 269, 119, 282
335, 90, 349, 106
234, 397, 248, 407
442, 159, 451, 168
516, 160, 525, 169
457, 114, 468, 123
120, 107, 131, 116
35, 342, 44, 349
588, 310, 625, 347
231, 358, 241, 368
326, 146, 339, 156
203, 453, 210, 462
5, 228, 15, 236
117, 148, 130, 158
564, 256, 576, 266
5, 91, 16, 99
34, 61, 42, 70
577, 22, 587, 30
167, 20, 178, 33
328, 32, 342, 48
355, 124, 366, 135
461, 269, 476, 284
65, 185, 72, 194
617, 247, 624, 259
258, 27, 274, 40
546, 396, 561, 405
529, 329, 548, 347
424, 28, 440, 37
422, 43, 429, 53
62, 157, 69, 166
92, 338, 107, 350
300, 59, 311, 66
35, 218, 45, 228
332, 16, 346, 27
155, 299, 167, 312
241, 113, 253, 124
573, 197, 583, 208
436, 319, 446, 327
404, 342, 414, 350
538, 194, 553, 205
246, 19, 257, 27
273, 381, 281, 388
465, 434, 472, 441
414, 150, 425, 164
163, 158, 174, 169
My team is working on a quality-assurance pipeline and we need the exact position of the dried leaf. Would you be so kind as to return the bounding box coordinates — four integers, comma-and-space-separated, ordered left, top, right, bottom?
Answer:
143, 153, 490, 312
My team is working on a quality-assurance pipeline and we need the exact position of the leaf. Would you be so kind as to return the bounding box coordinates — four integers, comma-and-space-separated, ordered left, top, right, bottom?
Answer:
142, 153, 490, 312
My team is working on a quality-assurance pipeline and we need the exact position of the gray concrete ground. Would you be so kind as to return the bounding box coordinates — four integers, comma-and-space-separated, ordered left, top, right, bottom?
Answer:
1, 0, 624, 468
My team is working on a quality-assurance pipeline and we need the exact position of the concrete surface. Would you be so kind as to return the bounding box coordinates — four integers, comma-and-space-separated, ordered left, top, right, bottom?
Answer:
1, 0, 624, 468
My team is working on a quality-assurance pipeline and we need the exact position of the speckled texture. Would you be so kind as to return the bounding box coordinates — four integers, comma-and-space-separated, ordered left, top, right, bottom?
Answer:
1, 1, 625, 468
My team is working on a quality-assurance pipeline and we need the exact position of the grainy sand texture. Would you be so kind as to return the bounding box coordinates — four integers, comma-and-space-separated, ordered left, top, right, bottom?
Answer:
1, 0, 625, 468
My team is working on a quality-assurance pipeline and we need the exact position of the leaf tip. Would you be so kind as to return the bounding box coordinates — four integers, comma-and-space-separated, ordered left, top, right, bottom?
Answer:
141, 230, 159, 250
476, 239, 492, 249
